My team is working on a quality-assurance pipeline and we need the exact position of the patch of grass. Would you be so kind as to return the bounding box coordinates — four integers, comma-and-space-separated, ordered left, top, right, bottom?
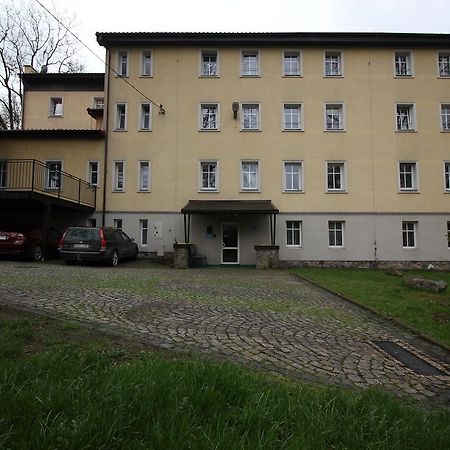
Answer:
291, 268, 450, 347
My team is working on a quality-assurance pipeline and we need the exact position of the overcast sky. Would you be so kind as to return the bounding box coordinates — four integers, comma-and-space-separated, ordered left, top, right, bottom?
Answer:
37, 0, 450, 72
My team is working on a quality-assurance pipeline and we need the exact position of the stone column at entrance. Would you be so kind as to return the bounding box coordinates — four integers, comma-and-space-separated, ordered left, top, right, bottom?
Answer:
254, 245, 280, 269
173, 243, 190, 269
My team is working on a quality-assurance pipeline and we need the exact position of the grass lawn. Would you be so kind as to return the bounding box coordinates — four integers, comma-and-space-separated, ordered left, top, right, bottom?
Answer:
290, 268, 450, 348
0, 305, 449, 449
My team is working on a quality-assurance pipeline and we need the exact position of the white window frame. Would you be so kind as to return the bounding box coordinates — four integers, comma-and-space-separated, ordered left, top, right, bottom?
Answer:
113, 218, 123, 229
283, 50, 301, 77
113, 160, 125, 192
395, 103, 416, 131
286, 220, 302, 247
402, 221, 417, 248
140, 219, 149, 246
200, 50, 219, 77
88, 160, 99, 187
199, 161, 219, 192
241, 103, 260, 131
440, 104, 450, 131
241, 161, 260, 191
141, 50, 152, 77
87, 218, 97, 227
138, 161, 151, 192
324, 103, 345, 131
326, 161, 346, 192
394, 51, 413, 77
115, 103, 127, 131
398, 161, 418, 192
241, 50, 260, 77
324, 50, 343, 77
282, 103, 303, 131
200, 103, 219, 131
444, 161, 450, 192
437, 51, 450, 78
283, 161, 303, 192
45, 160, 63, 190
93, 97, 104, 109
140, 103, 152, 131
117, 51, 128, 77
49, 97, 63, 117
328, 221, 344, 248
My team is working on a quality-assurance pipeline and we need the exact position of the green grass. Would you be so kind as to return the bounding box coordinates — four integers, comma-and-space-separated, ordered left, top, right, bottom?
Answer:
291, 268, 450, 347
0, 306, 449, 449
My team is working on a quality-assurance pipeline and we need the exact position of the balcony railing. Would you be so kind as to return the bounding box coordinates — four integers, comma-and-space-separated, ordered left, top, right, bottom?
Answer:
0, 159, 96, 208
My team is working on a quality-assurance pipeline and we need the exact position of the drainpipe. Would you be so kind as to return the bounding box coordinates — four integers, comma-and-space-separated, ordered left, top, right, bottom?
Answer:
102, 49, 111, 227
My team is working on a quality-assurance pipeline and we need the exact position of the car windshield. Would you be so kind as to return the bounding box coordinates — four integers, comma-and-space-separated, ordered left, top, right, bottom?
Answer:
64, 228, 99, 242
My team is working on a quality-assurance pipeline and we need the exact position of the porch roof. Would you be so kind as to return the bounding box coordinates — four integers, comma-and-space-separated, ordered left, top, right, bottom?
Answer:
181, 200, 279, 214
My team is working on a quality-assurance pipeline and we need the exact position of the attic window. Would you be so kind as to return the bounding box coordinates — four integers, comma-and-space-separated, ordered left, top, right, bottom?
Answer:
49, 97, 63, 117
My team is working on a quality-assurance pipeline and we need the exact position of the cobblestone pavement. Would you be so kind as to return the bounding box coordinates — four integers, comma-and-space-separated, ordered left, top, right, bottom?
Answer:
0, 260, 448, 406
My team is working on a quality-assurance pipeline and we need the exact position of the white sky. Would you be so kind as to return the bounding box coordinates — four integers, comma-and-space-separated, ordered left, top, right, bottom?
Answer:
37, 0, 450, 72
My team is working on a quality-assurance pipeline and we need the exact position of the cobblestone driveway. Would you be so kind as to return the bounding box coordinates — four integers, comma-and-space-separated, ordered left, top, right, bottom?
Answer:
0, 260, 448, 406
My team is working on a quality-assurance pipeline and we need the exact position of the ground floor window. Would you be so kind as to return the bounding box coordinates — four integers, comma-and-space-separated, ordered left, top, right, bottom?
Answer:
88, 218, 97, 227
447, 221, 450, 248
328, 221, 344, 247
113, 219, 123, 230
286, 221, 302, 246
402, 221, 417, 248
140, 219, 148, 245
0, 161, 6, 188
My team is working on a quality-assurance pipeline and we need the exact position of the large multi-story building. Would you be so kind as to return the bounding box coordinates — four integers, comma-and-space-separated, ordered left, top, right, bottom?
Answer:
1, 32, 449, 267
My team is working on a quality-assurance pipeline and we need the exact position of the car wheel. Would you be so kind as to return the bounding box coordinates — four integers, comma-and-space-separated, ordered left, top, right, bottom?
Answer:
110, 250, 119, 267
30, 245, 42, 262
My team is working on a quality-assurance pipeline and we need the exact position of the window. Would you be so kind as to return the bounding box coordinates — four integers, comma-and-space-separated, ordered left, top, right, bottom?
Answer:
113, 161, 125, 192
286, 221, 302, 246
242, 104, 260, 130
328, 221, 344, 247
438, 52, 450, 77
324, 51, 342, 76
327, 162, 346, 191
396, 104, 415, 131
118, 51, 128, 76
88, 218, 97, 227
325, 104, 344, 130
113, 219, 123, 229
444, 162, 450, 192
140, 103, 151, 130
141, 51, 152, 76
49, 97, 63, 117
284, 162, 303, 192
201, 50, 218, 76
93, 97, 104, 109
241, 50, 259, 76
399, 162, 418, 191
283, 104, 303, 130
441, 104, 450, 131
394, 51, 413, 76
283, 51, 301, 76
138, 161, 150, 192
200, 104, 219, 130
46, 161, 62, 190
200, 161, 218, 191
116, 103, 127, 130
402, 221, 417, 248
447, 221, 450, 248
140, 219, 148, 245
0, 161, 6, 188
241, 161, 259, 191
88, 161, 99, 186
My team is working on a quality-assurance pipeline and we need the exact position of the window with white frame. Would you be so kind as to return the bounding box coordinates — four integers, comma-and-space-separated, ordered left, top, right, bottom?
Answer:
200, 161, 218, 191
402, 221, 417, 248
93, 97, 104, 109
241, 161, 259, 191
444, 162, 450, 192
138, 161, 150, 191
88, 161, 99, 186
325, 103, 344, 130
113, 161, 125, 191
200, 104, 219, 130
140, 103, 151, 130
284, 162, 303, 192
283, 51, 300, 76
88, 218, 97, 227
49, 97, 63, 117
201, 50, 218, 76
327, 162, 346, 191
241, 50, 259, 76
0, 161, 7, 188
141, 51, 152, 76
116, 103, 127, 130
438, 52, 450, 77
140, 219, 148, 245
324, 51, 342, 76
328, 221, 344, 247
394, 51, 413, 76
399, 162, 418, 191
46, 161, 62, 189
441, 104, 450, 131
113, 219, 123, 229
286, 221, 302, 246
118, 51, 128, 76
283, 104, 303, 130
242, 104, 260, 130
396, 104, 415, 131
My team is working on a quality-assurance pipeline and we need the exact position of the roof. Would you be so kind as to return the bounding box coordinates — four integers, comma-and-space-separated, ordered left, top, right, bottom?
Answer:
0, 129, 105, 139
22, 73, 104, 92
181, 200, 279, 214
96, 31, 450, 48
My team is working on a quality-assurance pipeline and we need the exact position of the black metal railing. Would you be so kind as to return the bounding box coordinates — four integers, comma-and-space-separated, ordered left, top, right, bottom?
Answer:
0, 159, 96, 208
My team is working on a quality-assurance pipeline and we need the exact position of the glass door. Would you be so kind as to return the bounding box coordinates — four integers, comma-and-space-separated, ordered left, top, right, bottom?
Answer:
222, 223, 239, 264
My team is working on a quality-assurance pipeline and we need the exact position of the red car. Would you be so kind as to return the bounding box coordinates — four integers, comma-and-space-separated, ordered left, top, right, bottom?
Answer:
0, 228, 61, 261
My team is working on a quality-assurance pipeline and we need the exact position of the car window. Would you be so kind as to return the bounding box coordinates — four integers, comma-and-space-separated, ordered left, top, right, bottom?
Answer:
120, 231, 131, 242
64, 228, 99, 242
113, 230, 125, 241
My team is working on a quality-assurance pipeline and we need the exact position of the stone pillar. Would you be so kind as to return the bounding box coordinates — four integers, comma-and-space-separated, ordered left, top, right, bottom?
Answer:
173, 243, 190, 269
254, 245, 280, 269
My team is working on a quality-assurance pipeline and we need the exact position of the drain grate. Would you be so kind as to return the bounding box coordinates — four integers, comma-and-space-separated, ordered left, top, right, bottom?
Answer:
373, 341, 447, 376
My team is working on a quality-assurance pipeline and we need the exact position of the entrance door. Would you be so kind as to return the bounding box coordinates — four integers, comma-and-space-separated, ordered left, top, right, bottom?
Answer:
222, 223, 239, 264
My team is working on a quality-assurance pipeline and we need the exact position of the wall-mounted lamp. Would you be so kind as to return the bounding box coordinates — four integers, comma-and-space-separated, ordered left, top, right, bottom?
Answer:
232, 102, 239, 119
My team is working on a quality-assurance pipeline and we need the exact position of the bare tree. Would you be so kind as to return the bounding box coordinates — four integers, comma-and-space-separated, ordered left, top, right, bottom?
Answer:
0, 0, 84, 129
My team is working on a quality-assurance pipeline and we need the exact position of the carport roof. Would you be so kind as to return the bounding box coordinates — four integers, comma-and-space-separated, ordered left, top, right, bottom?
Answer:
181, 200, 279, 214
